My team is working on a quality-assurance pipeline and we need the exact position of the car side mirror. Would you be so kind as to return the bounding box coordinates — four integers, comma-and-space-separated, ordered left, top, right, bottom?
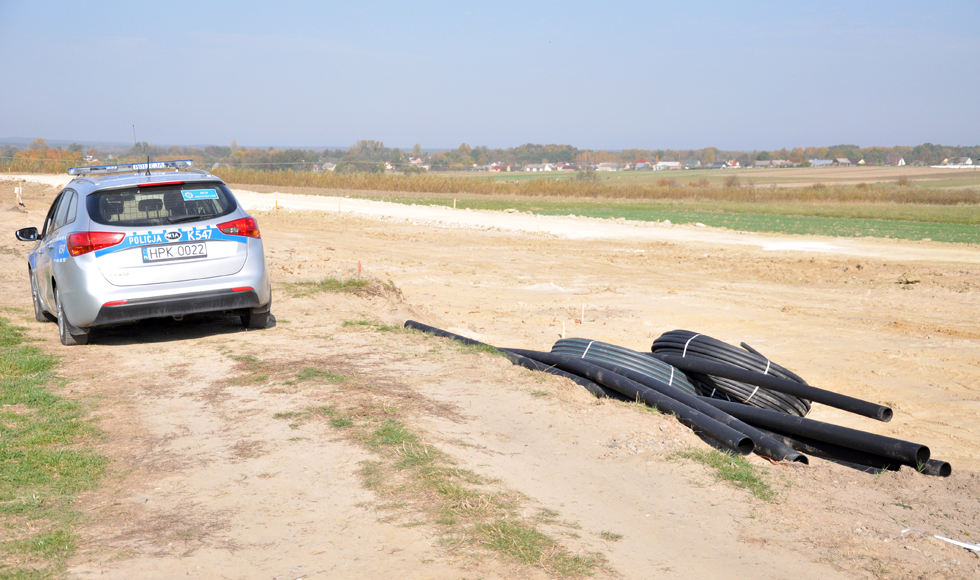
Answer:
15, 227, 38, 242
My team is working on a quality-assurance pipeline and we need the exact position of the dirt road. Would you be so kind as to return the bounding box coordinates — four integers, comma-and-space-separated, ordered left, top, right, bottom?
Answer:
3, 179, 979, 579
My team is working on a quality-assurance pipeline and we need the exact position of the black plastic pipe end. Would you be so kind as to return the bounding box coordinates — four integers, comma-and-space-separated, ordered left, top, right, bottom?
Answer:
920, 459, 952, 478
734, 436, 755, 456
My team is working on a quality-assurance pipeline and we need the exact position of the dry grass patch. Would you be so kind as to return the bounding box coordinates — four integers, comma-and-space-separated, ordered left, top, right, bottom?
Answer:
253, 353, 607, 576
283, 275, 402, 301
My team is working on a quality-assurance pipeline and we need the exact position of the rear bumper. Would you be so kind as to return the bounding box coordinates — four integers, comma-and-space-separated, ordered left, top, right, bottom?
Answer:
91, 288, 263, 326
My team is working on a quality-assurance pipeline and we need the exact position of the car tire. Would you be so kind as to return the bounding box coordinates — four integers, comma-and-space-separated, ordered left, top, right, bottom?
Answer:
55, 287, 89, 346
241, 311, 269, 329
31, 273, 55, 323
241, 298, 271, 330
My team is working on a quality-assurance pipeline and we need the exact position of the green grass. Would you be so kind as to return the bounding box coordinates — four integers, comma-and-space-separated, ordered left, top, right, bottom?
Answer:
283, 276, 372, 297
535, 206, 980, 244
0, 316, 107, 576
357, 195, 980, 244
228, 355, 270, 385
476, 520, 604, 575
599, 531, 623, 542
450, 342, 505, 358
367, 419, 418, 447
295, 367, 351, 384
629, 399, 662, 415
342, 318, 402, 333
272, 411, 305, 420
2, 530, 75, 560
675, 447, 774, 501
329, 416, 354, 429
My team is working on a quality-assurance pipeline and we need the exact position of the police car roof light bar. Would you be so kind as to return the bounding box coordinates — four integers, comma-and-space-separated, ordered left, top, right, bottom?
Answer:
67, 159, 194, 176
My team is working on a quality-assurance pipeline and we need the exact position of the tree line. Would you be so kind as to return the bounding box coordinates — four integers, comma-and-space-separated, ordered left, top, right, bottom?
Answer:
2, 137, 978, 173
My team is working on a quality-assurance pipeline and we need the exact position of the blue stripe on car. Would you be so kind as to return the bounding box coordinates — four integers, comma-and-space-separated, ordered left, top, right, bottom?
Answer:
94, 225, 246, 258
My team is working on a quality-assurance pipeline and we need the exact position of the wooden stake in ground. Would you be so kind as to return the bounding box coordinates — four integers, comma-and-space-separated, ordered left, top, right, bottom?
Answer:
453, 198, 457, 209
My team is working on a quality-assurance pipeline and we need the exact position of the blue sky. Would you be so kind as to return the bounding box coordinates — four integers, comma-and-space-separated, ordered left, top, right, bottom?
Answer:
1, 1, 977, 150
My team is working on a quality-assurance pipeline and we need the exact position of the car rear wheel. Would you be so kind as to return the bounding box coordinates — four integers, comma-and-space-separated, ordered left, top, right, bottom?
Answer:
31, 273, 55, 323
55, 287, 89, 346
240, 299, 271, 329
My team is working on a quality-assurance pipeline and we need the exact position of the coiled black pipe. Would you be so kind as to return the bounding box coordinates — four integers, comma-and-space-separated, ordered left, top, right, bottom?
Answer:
700, 398, 929, 467
552, 338, 701, 396
403, 321, 619, 399
576, 357, 807, 463
652, 330, 811, 417
654, 353, 892, 422
505, 349, 754, 456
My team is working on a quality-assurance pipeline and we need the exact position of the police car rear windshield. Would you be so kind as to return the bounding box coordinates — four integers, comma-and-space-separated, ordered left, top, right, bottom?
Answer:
86, 183, 238, 227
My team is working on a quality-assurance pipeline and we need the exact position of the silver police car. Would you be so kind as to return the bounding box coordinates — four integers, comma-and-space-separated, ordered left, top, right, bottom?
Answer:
14, 160, 272, 345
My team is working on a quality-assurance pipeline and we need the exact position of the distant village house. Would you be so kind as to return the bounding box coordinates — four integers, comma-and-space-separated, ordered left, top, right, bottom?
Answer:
524, 163, 554, 172
596, 162, 623, 171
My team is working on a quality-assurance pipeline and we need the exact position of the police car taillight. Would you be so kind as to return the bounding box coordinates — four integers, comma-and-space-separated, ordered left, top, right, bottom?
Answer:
217, 217, 260, 238
67, 232, 126, 256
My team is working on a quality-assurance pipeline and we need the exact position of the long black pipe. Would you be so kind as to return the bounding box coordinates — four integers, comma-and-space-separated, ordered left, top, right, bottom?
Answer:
579, 357, 806, 463
505, 349, 754, 456
759, 427, 952, 477
405, 320, 490, 348
754, 427, 900, 471
655, 353, 893, 422
403, 320, 619, 399
700, 398, 929, 466
507, 353, 624, 400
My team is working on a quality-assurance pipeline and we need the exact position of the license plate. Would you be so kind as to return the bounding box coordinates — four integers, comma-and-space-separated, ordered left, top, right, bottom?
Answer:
141, 243, 207, 263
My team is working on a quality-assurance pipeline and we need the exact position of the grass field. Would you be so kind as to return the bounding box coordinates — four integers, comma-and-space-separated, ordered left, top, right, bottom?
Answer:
533, 207, 979, 244
345, 195, 980, 244
0, 314, 106, 578
209, 165, 979, 244
468, 165, 980, 189
216, 167, 980, 205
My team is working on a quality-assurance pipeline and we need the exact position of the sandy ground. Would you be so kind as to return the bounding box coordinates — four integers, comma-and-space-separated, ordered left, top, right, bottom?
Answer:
2, 178, 980, 579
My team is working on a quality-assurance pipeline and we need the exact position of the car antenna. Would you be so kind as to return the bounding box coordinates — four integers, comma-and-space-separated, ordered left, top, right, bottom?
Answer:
132, 124, 151, 176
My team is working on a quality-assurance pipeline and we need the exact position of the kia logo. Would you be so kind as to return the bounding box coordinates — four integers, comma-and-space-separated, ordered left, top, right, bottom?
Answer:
165, 231, 181, 241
